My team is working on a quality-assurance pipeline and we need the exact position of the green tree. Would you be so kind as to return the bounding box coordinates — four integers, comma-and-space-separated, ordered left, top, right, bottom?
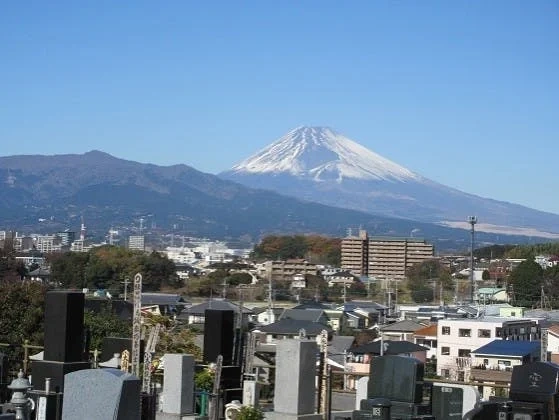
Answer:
407, 259, 452, 303
49, 251, 90, 288
0, 280, 46, 346
157, 326, 202, 359
510, 260, 543, 307
83, 309, 132, 351
227, 272, 252, 286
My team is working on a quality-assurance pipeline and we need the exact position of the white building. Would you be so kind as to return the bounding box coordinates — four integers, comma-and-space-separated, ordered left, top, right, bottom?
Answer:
436, 317, 541, 381
34, 235, 61, 253
128, 235, 145, 251
163, 247, 199, 264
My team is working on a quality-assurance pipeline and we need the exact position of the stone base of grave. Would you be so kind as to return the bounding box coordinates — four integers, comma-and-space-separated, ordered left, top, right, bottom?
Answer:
155, 414, 202, 420
264, 412, 323, 420
31, 360, 90, 393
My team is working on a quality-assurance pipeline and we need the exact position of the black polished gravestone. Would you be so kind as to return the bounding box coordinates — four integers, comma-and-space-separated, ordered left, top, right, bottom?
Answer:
100, 337, 144, 364
203, 309, 234, 365
31, 291, 90, 393
353, 355, 433, 420
368, 355, 424, 404
507, 361, 559, 419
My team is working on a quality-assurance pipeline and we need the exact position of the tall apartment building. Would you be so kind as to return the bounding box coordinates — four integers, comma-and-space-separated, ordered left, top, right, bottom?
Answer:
341, 230, 434, 280
341, 229, 369, 276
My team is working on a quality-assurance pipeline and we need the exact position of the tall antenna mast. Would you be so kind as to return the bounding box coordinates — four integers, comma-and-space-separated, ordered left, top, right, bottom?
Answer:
80, 216, 86, 242
468, 216, 478, 303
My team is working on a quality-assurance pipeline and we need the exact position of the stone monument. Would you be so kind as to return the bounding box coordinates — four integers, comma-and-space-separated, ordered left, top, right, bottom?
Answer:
159, 354, 195, 418
267, 339, 321, 420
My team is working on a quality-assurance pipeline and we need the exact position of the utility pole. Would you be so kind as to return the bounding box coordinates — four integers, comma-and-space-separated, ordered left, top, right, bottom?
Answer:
121, 277, 130, 301
468, 216, 478, 303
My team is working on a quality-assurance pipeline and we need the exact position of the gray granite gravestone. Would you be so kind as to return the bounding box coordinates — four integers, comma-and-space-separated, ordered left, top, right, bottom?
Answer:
267, 339, 322, 420
62, 368, 141, 420
160, 354, 195, 418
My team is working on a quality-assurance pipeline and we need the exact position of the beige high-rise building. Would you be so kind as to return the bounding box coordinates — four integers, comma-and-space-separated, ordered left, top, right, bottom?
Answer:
341, 230, 434, 280
341, 229, 369, 276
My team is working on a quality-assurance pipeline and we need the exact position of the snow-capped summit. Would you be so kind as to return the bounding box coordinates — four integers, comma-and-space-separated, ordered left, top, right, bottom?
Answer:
230, 126, 420, 183
220, 126, 559, 237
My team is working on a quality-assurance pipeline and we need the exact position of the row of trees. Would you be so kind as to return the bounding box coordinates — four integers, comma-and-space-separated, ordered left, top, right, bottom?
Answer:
251, 234, 341, 265
475, 243, 559, 261
48, 245, 179, 292
509, 260, 559, 307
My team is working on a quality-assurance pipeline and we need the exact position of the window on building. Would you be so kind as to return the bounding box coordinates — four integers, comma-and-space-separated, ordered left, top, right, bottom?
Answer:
511, 311, 516, 316
458, 349, 471, 357
441, 347, 450, 355
478, 329, 491, 338
441, 369, 450, 378
483, 359, 489, 365
496, 327, 503, 337
498, 360, 511, 367
442, 326, 450, 335
520, 327, 525, 334
459, 329, 472, 337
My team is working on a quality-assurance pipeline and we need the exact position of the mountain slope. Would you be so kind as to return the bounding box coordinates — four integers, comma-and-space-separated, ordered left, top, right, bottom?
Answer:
0, 150, 549, 249
221, 127, 559, 236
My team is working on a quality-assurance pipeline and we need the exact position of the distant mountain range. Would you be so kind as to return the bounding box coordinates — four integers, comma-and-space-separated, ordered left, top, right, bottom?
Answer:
0, 144, 555, 252
220, 126, 559, 239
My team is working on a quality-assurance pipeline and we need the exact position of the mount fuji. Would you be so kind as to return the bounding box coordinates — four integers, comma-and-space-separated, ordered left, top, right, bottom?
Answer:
220, 126, 559, 238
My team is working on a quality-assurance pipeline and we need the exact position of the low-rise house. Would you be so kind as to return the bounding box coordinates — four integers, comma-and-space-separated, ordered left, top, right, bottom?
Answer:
179, 299, 253, 327
325, 270, 358, 288
141, 293, 189, 317
290, 273, 307, 289
252, 307, 284, 326
253, 319, 333, 343
545, 324, 559, 363
27, 266, 51, 284
380, 319, 426, 342
476, 287, 510, 304
279, 308, 330, 325
412, 324, 438, 359
436, 317, 541, 381
470, 340, 541, 399
338, 301, 387, 329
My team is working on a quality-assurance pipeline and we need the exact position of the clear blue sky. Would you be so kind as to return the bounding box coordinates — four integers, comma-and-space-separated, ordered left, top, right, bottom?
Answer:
1, 1, 558, 214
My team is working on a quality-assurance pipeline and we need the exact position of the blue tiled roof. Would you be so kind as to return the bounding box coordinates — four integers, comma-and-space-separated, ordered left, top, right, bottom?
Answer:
472, 340, 541, 357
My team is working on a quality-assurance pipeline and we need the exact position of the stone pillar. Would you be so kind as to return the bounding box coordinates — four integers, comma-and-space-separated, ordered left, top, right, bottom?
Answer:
242, 379, 260, 408
161, 354, 195, 417
268, 339, 321, 420
355, 376, 370, 410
